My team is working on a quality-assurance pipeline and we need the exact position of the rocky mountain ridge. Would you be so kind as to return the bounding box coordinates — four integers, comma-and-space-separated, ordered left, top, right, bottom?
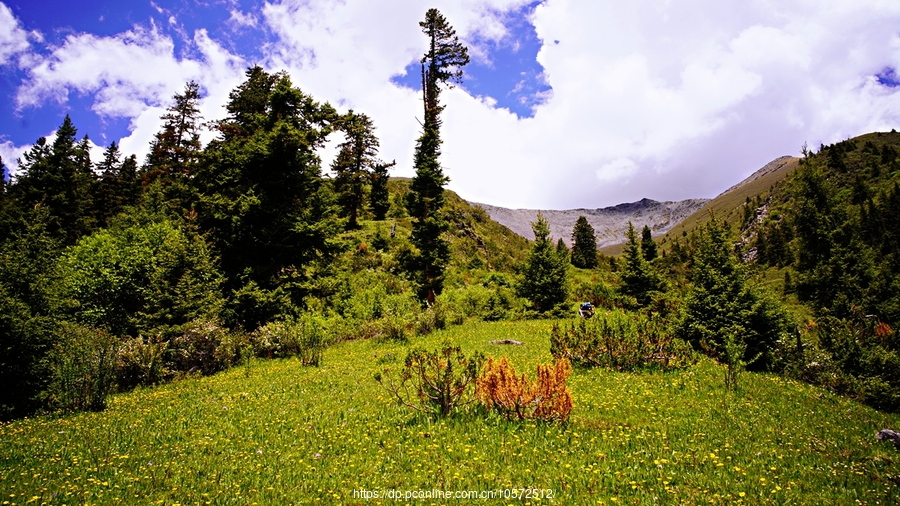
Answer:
469, 197, 710, 249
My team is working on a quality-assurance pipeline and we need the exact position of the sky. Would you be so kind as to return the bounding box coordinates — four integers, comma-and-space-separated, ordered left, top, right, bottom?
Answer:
1, 0, 900, 209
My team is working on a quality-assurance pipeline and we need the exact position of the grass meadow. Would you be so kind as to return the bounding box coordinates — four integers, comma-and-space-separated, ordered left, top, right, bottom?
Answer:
2, 320, 900, 504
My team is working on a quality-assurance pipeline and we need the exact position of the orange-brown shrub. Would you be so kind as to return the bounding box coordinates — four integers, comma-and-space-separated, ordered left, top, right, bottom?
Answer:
476, 356, 573, 422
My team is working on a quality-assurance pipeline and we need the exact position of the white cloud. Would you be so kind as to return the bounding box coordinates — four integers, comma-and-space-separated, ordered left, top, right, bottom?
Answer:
0, 2, 30, 66
15, 24, 246, 165
596, 158, 638, 183
8, 0, 900, 209
442, 0, 900, 207
0, 139, 29, 177
228, 9, 259, 28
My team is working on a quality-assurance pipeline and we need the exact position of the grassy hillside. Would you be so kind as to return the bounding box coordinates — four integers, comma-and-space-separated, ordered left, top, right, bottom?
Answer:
368, 178, 529, 279
2, 320, 898, 504
654, 156, 801, 253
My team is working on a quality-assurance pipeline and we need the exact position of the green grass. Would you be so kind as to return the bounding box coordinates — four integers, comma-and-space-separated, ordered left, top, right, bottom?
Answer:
3, 320, 900, 504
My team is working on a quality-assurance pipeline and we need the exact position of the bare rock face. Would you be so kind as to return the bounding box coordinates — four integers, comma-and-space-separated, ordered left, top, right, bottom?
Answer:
469, 198, 710, 249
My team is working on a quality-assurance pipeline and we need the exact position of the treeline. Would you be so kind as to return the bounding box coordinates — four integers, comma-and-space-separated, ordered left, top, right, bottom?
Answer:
0, 8, 481, 419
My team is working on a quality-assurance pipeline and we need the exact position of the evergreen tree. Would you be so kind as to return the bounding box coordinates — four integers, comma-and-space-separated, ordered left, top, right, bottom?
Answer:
331, 112, 392, 229
570, 215, 597, 268
556, 237, 569, 260
192, 67, 340, 328
620, 222, 661, 306
0, 206, 62, 419
13, 115, 96, 244
144, 81, 203, 187
94, 142, 140, 226
640, 225, 658, 261
518, 213, 568, 312
406, 8, 469, 302
674, 217, 790, 370
369, 161, 392, 221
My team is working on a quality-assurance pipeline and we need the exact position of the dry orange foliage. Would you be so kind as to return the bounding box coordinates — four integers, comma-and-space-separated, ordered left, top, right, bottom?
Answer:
476, 356, 573, 422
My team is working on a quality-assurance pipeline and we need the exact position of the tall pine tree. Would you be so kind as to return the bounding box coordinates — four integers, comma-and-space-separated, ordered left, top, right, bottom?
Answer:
331, 112, 393, 229
144, 81, 203, 187
192, 67, 340, 328
94, 141, 140, 226
369, 161, 392, 221
621, 222, 661, 306
406, 8, 469, 302
13, 115, 96, 244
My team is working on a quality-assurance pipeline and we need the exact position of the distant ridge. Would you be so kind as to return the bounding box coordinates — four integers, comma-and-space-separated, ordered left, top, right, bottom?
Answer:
469, 198, 710, 249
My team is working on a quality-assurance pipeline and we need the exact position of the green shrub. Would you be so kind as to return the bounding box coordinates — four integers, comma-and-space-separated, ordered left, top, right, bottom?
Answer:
811, 313, 900, 411
166, 319, 230, 376
215, 329, 253, 370
375, 343, 485, 417
46, 322, 118, 412
253, 314, 326, 366
60, 218, 225, 339
550, 310, 696, 371
116, 335, 169, 389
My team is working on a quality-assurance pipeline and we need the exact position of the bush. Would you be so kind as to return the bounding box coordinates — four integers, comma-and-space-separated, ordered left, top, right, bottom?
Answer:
476, 356, 573, 422
441, 284, 520, 322
60, 218, 225, 339
810, 313, 900, 411
375, 343, 485, 417
46, 323, 118, 412
116, 335, 169, 389
550, 310, 696, 371
167, 319, 230, 375
253, 314, 326, 366
215, 329, 253, 370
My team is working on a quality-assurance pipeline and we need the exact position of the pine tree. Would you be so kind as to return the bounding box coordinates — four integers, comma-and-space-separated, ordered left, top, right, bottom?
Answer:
556, 237, 569, 260
570, 215, 597, 268
95, 142, 140, 226
144, 81, 203, 186
675, 217, 790, 370
641, 225, 658, 261
518, 213, 569, 312
406, 8, 469, 302
620, 222, 661, 306
192, 67, 340, 328
369, 160, 393, 221
13, 115, 96, 244
332, 112, 392, 229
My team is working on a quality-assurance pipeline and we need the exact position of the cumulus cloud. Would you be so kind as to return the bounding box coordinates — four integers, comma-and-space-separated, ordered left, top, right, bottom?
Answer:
14, 23, 246, 166
0, 139, 29, 177
7, 0, 900, 208
248, 0, 900, 208
0, 2, 30, 66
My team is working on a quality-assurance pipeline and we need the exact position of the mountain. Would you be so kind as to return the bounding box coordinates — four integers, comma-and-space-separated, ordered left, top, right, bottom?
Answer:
659, 155, 800, 247
469, 198, 709, 249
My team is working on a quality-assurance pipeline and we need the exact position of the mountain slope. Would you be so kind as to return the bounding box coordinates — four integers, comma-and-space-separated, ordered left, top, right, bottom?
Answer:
658, 155, 800, 248
470, 198, 709, 249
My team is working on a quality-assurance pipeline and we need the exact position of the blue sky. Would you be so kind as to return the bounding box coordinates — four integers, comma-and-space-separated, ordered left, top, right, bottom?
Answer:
2, 0, 900, 209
